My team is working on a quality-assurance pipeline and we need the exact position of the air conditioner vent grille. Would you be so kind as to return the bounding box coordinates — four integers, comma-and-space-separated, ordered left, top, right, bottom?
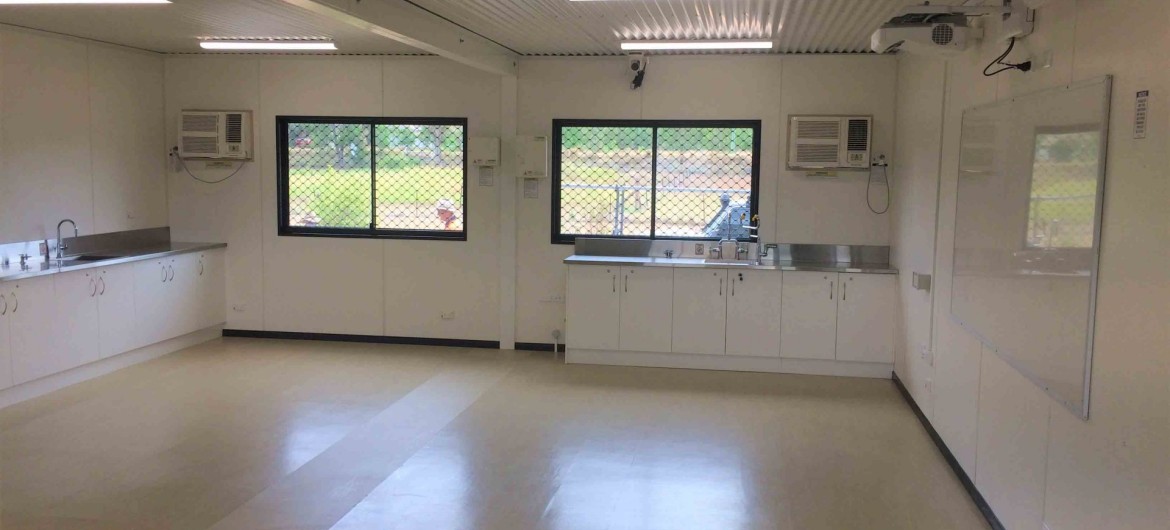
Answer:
181, 136, 219, 154
182, 114, 218, 133
847, 119, 870, 151
796, 144, 840, 164
796, 120, 840, 140
225, 113, 243, 143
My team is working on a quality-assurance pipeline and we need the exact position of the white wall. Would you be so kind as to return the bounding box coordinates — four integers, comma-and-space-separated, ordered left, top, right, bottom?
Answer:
514, 55, 897, 343
166, 56, 504, 338
892, 1, 1170, 529
0, 26, 166, 244
165, 53, 897, 343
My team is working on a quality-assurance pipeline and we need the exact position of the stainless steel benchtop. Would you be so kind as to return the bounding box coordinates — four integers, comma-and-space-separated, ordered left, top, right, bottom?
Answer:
564, 255, 897, 274
0, 242, 226, 283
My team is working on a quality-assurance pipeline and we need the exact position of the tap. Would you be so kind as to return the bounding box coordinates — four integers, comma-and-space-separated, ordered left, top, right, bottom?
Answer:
757, 243, 779, 266
56, 219, 78, 259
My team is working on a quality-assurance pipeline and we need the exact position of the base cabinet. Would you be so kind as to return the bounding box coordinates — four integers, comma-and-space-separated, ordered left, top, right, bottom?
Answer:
726, 269, 783, 357
98, 265, 139, 359
8, 277, 58, 385
835, 273, 895, 363
53, 269, 102, 378
566, 265, 620, 350
618, 267, 673, 353
779, 271, 839, 360
0, 292, 12, 389
672, 268, 727, 355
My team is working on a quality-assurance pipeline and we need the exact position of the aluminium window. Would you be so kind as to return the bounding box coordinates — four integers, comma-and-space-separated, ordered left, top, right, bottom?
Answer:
552, 119, 761, 244
277, 116, 467, 240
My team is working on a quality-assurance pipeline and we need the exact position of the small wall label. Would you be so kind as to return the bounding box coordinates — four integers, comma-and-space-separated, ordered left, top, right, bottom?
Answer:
1134, 90, 1149, 139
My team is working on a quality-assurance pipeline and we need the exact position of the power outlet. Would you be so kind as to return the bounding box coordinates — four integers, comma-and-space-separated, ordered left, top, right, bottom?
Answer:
919, 343, 934, 366
232, 303, 247, 313
540, 294, 565, 303
440, 311, 456, 321
924, 378, 934, 395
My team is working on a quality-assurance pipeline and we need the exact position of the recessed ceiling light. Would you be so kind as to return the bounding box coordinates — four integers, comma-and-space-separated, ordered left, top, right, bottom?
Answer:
199, 39, 338, 51
0, 0, 170, 4
620, 40, 774, 51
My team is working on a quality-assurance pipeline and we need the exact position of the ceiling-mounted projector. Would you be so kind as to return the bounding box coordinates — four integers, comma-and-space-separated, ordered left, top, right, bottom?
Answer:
872, 2, 1033, 56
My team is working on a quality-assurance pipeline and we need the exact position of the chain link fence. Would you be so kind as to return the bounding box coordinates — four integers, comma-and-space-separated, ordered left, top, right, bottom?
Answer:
284, 120, 465, 234
557, 124, 755, 239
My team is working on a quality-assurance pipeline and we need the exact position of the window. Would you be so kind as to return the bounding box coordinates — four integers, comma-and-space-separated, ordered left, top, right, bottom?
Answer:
1025, 127, 1102, 249
277, 116, 467, 240
552, 119, 761, 244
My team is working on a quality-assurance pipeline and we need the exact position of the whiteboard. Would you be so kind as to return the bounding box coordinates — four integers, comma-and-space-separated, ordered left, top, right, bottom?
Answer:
951, 76, 1111, 419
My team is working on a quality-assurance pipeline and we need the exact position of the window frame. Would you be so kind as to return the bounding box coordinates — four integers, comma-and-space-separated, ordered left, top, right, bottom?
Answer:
276, 115, 469, 241
550, 118, 762, 245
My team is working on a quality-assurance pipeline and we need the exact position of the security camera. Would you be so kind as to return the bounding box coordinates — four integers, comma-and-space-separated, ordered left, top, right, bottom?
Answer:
628, 53, 648, 90
628, 53, 647, 73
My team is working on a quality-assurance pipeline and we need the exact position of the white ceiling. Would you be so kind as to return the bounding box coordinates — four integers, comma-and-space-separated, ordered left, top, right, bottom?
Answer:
0, 0, 422, 54
0, 0, 952, 56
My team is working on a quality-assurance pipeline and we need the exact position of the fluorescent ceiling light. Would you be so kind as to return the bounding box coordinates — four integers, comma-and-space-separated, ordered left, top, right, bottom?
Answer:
199, 40, 337, 51
621, 40, 774, 51
0, 0, 170, 3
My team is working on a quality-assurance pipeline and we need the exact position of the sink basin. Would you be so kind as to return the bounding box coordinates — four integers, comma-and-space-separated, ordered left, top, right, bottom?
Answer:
57, 254, 124, 263
703, 259, 755, 266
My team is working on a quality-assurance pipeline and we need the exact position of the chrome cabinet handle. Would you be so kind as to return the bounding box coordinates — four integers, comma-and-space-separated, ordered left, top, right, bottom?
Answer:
167, 265, 174, 282
161, 265, 167, 282
624, 274, 628, 293
842, 281, 848, 301
612, 273, 616, 293
199, 260, 204, 276
98, 276, 106, 295
731, 276, 736, 296
11, 292, 17, 314
829, 280, 834, 300
719, 277, 723, 296
89, 277, 97, 297
0, 294, 6, 316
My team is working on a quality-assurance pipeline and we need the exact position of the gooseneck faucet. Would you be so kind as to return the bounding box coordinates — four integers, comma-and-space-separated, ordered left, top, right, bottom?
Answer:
56, 219, 77, 259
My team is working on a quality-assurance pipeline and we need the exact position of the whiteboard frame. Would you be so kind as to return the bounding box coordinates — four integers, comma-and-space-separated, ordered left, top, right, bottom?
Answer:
949, 75, 1112, 420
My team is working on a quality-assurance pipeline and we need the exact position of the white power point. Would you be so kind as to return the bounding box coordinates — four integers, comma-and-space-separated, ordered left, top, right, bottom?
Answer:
232, 303, 247, 313
440, 311, 456, 321
919, 344, 934, 366
540, 294, 565, 303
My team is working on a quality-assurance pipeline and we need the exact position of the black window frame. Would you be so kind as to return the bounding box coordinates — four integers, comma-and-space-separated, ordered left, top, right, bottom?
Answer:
277, 115, 469, 241
551, 118, 762, 245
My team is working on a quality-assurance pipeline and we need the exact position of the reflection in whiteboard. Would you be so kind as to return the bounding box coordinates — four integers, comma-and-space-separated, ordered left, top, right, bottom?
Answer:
951, 77, 1111, 419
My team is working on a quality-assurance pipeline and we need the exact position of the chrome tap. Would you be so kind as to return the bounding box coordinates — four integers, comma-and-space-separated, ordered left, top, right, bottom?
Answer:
56, 219, 78, 259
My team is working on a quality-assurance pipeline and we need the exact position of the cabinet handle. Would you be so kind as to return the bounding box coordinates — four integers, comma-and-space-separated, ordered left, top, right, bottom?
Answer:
10, 292, 17, 314
612, 274, 616, 293
829, 281, 834, 300
0, 294, 6, 316
167, 265, 174, 282
842, 282, 847, 301
719, 277, 723, 296
199, 260, 204, 276
624, 274, 628, 293
161, 265, 167, 283
89, 277, 97, 297
731, 276, 736, 296
98, 276, 106, 296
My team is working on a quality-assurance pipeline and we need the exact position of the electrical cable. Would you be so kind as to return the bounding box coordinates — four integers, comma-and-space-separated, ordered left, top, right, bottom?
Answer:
868, 157, 891, 215
983, 36, 1032, 77
170, 147, 245, 184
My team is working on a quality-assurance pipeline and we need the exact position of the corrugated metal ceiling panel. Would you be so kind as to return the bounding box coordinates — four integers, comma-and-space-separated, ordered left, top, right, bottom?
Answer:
406, 0, 936, 55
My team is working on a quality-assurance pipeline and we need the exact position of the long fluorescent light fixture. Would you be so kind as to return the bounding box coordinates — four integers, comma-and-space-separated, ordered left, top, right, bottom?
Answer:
621, 39, 774, 51
0, 0, 169, 3
199, 40, 337, 51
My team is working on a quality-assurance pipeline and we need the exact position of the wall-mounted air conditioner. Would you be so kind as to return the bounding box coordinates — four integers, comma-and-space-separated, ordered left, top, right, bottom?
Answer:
787, 115, 872, 170
178, 110, 253, 160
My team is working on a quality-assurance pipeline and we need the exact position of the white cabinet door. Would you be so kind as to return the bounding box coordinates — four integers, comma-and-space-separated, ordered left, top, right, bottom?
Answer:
779, 271, 838, 360
97, 265, 138, 359
671, 268, 726, 355
0, 293, 13, 389
9, 276, 59, 385
53, 269, 102, 375
168, 254, 202, 337
197, 249, 226, 329
134, 259, 172, 346
726, 269, 783, 357
566, 265, 620, 350
618, 267, 673, 353
835, 273, 895, 363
